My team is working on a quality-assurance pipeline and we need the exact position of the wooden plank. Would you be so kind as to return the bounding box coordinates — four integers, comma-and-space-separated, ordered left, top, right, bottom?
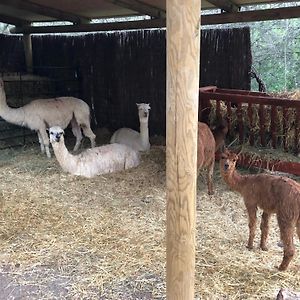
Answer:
226, 101, 232, 135
215, 88, 268, 96
166, 0, 201, 298
247, 103, 254, 146
201, 6, 300, 25
23, 34, 33, 73
104, 0, 166, 18
11, 18, 165, 34
270, 106, 278, 148
239, 153, 300, 177
1, 0, 89, 24
294, 108, 300, 154
259, 104, 266, 147
206, 0, 239, 12
200, 91, 300, 108
237, 102, 244, 144
283, 107, 288, 151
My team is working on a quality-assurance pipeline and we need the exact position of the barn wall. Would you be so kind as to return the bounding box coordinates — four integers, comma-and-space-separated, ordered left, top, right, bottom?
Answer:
0, 28, 251, 136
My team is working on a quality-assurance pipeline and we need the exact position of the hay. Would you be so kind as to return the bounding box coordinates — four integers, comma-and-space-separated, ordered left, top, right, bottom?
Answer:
0, 142, 300, 299
209, 99, 300, 154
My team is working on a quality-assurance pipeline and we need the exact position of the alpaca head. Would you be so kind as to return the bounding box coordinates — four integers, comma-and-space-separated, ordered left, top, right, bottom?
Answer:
49, 126, 65, 143
136, 103, 151, 124
220, 150, 238, 174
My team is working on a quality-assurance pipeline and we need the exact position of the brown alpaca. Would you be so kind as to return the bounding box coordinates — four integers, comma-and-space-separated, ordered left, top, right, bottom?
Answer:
220, 150, 300, 271
197, 122, 216, 195
212, 118, 228, 153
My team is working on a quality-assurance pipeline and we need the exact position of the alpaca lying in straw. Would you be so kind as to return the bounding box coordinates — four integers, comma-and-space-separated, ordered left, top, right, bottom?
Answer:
110, 103, 151, 151
197, 122, 216, 195
0, 78, 96, 158
49, 126, 140, 177
220, 150, 300, 271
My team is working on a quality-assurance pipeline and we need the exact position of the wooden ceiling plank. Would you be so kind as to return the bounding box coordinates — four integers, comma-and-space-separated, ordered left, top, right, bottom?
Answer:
206, 0, 239, 12
202, 6, 300, 24
0, 0, 90, 24
0, 13, 29, 26
104, 0, 166, 18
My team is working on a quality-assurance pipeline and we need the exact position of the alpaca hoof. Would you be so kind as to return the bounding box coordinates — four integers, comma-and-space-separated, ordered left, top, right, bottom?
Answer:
277, 240, 284, 248
208, 190, 214, 196
246, 245, 254, 250
277, 264, 287, 271
261, 246, 268, 251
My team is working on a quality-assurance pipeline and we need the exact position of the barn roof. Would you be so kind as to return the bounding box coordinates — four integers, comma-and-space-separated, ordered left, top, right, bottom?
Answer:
1, 0, 299, 33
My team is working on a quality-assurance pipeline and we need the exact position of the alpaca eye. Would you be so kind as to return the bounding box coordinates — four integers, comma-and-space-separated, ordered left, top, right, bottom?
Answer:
50, 132, 53, 135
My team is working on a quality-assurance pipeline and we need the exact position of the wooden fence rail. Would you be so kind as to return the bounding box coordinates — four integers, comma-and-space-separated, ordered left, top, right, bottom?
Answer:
199, 86, 300, 154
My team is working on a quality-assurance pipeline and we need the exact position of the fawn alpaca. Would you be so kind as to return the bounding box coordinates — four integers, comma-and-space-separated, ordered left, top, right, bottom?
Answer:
197, 122, 216, 195
220, 150, 300, 271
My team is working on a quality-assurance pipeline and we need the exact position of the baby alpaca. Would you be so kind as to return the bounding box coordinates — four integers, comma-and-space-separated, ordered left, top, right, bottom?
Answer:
220, 150, 300, 271
49, 126, 140, 178
110, 103, 150, 151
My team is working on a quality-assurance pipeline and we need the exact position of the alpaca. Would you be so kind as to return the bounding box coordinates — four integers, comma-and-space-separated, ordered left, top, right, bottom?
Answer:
220, 150, 300, 271
0, 78, 96, 158
212, 118, 228, 153
49, 126, 140, 177
197, 122, 216, 195
110, 103, 150, 151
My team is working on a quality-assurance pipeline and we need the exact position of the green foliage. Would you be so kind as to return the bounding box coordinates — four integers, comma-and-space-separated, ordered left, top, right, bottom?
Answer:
251, 18, 300, 92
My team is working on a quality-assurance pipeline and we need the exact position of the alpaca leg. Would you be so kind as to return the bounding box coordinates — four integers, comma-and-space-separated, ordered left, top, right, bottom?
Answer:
81, 125, 96, 148
40, 128, 51, 158
207, 160, 214, 195
37, 131, 45, 153
296, 219, 300, 241
71, 118, 83, 152
246, 205, 257, 250
277, 222, 295, 271
260, 211, 271, 251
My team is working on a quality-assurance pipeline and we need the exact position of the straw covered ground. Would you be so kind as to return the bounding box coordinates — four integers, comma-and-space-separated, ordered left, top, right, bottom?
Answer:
0, 135, 300, 299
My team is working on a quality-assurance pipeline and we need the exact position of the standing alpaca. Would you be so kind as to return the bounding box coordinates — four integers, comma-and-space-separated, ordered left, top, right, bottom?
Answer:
197, 122, 216, 195
49, 126, 140, 177
110, 103, 151, 151
0, 78, 96, 158
220, 150, 300, 271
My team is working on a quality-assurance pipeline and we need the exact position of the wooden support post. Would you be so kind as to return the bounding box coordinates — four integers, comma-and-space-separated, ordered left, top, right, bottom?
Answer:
23, 34, 33, 73
166, 0, 201, 299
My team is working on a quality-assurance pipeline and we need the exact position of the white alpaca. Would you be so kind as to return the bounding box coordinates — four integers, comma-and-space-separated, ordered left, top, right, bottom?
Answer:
0, 78, 96, 158
110, 103, 151, 151
49, 126, 140, 177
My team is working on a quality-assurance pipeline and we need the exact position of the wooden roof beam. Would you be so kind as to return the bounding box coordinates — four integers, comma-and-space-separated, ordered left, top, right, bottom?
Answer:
10, 18, 166, 34
10, 5, 300, 33
0, 0, 90, 24
0, 13, 30, 26
206, 0, 240, 12
201, 6, 300, 25
104, 0, 166, 19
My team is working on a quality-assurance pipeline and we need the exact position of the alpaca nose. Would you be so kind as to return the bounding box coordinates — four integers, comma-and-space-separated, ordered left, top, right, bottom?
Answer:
144, 112, 148, 117
224, 163, 229, 170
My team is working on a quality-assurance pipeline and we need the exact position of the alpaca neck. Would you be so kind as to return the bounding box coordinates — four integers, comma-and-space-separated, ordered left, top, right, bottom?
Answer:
222, 168, 246, 194
52, 139, 78, 173
139, 121, 149, 147
0, 88, 25, 126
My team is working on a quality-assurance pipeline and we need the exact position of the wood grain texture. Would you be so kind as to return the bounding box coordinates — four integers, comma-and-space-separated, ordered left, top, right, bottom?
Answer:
166, 0, 201, 299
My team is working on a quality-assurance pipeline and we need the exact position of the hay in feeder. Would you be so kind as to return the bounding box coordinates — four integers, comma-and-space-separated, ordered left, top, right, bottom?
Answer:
0, 140, 299, 299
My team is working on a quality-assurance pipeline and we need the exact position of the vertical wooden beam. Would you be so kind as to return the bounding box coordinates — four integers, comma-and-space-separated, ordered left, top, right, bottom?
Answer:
166, 0, 201, 299
23, 34, 33, 73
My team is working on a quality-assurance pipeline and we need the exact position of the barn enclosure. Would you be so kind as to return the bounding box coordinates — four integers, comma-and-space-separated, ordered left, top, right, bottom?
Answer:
0, 0, 300, 299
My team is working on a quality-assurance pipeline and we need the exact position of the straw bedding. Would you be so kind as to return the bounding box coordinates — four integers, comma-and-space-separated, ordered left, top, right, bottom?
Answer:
0, 140, 299, 299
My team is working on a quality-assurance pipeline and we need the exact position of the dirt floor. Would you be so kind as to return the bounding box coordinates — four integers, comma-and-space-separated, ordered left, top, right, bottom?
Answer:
0, 137, 300, 299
